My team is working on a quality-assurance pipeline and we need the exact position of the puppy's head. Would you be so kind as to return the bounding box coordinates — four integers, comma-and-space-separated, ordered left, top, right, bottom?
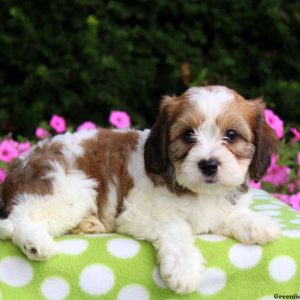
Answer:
144, 86, 278, 194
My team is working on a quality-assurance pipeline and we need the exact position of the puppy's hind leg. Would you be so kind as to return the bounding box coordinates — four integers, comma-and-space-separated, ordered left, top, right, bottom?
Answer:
69, 215, 106, 234
7, 167, 98, 261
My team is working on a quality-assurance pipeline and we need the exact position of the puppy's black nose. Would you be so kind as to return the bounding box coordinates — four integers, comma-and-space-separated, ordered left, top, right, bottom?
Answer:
198, 159, 219, 176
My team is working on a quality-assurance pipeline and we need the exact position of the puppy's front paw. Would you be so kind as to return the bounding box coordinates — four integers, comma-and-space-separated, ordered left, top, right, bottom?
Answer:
232, 215, 281, 245
13, 230, 57, 261
159, 248, 206, 294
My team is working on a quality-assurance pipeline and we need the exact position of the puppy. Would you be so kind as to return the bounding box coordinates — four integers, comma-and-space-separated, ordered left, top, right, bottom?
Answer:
0, 86, 280, 294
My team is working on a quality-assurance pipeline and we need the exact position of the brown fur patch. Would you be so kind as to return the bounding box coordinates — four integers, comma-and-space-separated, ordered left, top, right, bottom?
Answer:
168, 101, 204, 162
144, 94, 196, 194
169, 108, 203, 142
248, 100, 278, 180
144, 95, 184, 174
0, 142, 65, 217
76, 129, 138, 231
216, 93, 261, 161
217, 96, 254, 142
217, 91, 278, 179
169, 138, 193, 161
144, 94, 198, 195
224, 140, 255, 160
144, 93, 203, 173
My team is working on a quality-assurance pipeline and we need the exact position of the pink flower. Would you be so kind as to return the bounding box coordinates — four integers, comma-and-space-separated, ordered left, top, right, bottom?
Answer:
49, 115, 66, 133
77, 121, 97, 132
273, 193, 290, 204
109, 111, 131, 129
270, 154, 278, 165
17, 142, 31, 156
263, 163, 290, 186
250, 180, 261, 189
264, 109, 284, 139
290, 128, 300, 142
35, 127, 50, 139
0, 168, 6, 184
8, 140, 19, 149
289, 193, 300, 211
0, 140, 19, 163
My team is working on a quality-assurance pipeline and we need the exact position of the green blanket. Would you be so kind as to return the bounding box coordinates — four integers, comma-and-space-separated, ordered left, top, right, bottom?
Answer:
0, 189, 299, 300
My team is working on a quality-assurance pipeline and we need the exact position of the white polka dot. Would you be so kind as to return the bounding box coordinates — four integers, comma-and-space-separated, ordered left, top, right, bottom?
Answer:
198, 268, 226, 295
79, 264, 114, 295
198, 234, 227, 242
251, 190, 268, 197
269, 256, 297, 282
290, 219, 300, 224
255, 196, 272, 201
229, 244, 262, 269
117, 284, 150, 300
41, 277, 69, 300
279, 223, 288, 229
272, 217, 282, 222
270, 200, 286, 206
56, 239, 88, 255
253, 204, 281, 210
152, 267, 166, 288
0, 257, 33, 287
107, 238, 140, 258
282, 230, 300, 238
257, 210, 281, 216
276, 203, 286, 206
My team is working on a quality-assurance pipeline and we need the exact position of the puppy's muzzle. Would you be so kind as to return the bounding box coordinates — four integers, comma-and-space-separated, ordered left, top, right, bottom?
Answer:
198, 159, 220, 176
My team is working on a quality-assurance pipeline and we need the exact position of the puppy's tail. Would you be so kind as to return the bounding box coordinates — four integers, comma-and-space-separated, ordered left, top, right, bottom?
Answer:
0, 218, 14, 240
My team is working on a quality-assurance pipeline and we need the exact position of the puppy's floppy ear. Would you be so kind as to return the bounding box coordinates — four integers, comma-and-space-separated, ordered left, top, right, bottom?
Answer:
144, 96, 176, 174
249, 99, 278, 181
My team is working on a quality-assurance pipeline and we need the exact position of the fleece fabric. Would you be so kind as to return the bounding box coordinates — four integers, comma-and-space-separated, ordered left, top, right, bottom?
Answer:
0, 189, 299, 300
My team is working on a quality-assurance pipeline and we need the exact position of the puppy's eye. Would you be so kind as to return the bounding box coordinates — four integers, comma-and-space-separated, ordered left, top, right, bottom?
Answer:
225, 129, 238, 141
183, 129, 195, 143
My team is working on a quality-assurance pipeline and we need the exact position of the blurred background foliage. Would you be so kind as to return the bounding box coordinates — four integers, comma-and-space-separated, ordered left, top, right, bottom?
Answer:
0, 0, 300, 137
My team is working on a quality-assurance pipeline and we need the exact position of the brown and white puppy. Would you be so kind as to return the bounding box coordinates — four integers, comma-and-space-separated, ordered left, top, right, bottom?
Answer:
0, 86, 280, 294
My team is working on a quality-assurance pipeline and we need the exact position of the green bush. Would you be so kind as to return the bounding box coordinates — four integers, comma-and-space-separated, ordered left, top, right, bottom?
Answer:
1, 0, 300, 137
